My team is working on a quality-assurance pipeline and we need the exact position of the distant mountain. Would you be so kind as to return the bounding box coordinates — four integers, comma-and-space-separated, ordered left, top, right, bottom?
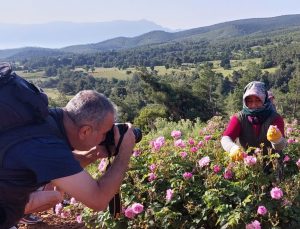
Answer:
1, 14, 300, 59
0, 20, 171, 49
62, 14, 300, 53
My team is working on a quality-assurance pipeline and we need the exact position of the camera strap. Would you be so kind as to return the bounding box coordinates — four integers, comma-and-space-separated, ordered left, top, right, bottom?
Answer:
105, 134, 125, 218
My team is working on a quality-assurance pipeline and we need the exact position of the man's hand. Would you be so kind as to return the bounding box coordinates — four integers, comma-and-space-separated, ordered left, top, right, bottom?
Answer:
113, 123, 136, 157
267, 125, 282, 143
73, 145, 109, 168
229, 145, 244, 161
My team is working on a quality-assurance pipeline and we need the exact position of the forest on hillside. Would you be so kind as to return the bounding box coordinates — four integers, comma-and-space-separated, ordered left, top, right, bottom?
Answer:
6, 23, 300, 132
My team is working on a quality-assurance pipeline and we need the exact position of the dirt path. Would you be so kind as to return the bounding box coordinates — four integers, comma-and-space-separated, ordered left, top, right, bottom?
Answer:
17, 210, 86, 229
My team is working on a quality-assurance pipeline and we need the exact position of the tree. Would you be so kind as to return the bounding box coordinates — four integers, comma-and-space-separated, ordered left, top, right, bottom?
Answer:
134, 104, 168, 132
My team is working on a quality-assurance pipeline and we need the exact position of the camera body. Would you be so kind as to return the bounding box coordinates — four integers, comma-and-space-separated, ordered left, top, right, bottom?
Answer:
100, 123, 142, 146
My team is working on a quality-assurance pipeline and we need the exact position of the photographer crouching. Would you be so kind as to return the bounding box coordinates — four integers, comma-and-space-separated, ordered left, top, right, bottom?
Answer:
0, 90, 140, 229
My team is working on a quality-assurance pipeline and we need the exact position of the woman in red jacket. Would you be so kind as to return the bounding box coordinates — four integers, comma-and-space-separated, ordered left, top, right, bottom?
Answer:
221, 81, 287, 161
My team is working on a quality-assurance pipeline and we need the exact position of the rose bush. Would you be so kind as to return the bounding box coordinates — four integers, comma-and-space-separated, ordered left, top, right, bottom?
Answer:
58, 117, 300, 228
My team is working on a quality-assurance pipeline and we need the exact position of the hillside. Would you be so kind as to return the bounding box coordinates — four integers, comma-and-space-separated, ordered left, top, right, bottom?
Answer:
1, 14, 300, 61
62, 14, 300, 53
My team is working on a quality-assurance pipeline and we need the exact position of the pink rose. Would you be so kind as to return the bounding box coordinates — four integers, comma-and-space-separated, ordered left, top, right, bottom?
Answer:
270, 187, 283, 200
223, 169, 233, 180
125, 207, 136, 219
213, 165, 221, 173
151, 136, 165, 151
166, 189, 174, 201
174, 139, 186, 148
283, 155, 290, 163
55, 203, 63, 215
190, 146, 198, 153
188, 138, 195, 145
257, 205, 267, 215
286, 127, 293, 135
244, 156, 257, 166
76, 215, 82, 223
131, 203, 144, 214
254, 148, 262, 154
204, 135, 212, 141
296, 159, 300, 168
171, 130, 181, 139
197, 141, 204, 148
183, 172, 193, 180
180, 151, 187, 158
148, 172, 157, 182
133, 150, 141, 157
149, 164, 156, 172
246, 220, 261, 229
98, 158, 107, 172
198, 156, 210, 168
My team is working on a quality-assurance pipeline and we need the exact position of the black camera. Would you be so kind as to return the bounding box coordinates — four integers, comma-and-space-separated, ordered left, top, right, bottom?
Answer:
100, 123, 142, 146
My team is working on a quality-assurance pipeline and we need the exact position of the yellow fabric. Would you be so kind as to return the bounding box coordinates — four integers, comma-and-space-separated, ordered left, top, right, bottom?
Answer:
267, 125, 282, 142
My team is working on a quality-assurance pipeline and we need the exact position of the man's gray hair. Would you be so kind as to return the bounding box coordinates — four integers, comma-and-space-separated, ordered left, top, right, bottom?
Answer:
65, 90, 116, 127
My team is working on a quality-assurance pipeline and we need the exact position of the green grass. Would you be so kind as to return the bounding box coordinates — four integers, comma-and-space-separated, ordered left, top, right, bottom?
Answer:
15, 70, 45, 80
80, 67, 132, 80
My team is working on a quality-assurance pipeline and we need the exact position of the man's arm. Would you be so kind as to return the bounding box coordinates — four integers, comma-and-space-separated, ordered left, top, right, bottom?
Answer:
52, 125, 135, 211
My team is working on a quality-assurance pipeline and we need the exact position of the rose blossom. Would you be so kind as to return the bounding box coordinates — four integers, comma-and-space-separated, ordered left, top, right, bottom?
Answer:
257, 206, 267, 215
98, 158, 107, 172
125, 207, 136, 219
198, 156, 210, 168
244, 156, 257, 166
286, 127, 293, 135
180, 151, 187, 158
171, 130, 181, 139
183, 172, 193, 180
166, 189, 174, 201
223, 169, 233, 180
60, 209, 71, 218
152, 136, 165, 150
174, 139, 186, 148
213, 165, 221, 173
246, 220, 261, 229
190, 146, 198, 153
197, 141, 204, 148
133, 150, 141, 157
296, 159, 300, 168
55, 203, 63, 215
76, 215, 82, 223
188, 138, 195, 145
204, 135, 212, 141
283, 155, 290, 163
131, 203, 144, 214
149, 164, 156, 172
254, 148, 262, 154
270, 187, 283, 199
148, 172, 157, 182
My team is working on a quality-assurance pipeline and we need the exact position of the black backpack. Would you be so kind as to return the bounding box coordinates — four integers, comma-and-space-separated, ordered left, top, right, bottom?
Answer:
0, 63, 64, 228
0, 62, 49, 132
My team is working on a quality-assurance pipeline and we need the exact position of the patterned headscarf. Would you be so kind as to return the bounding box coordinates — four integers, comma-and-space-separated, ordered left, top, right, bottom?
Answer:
242, 81, 274, 123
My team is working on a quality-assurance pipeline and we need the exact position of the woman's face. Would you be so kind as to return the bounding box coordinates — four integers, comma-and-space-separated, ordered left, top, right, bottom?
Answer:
245, 95, 263, 109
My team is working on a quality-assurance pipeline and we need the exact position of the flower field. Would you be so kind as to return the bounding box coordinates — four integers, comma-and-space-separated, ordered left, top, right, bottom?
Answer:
58, 117, 300, 229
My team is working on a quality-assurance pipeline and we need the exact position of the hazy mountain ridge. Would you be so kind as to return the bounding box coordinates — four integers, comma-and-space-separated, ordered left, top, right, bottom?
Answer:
1, 14, 300, 59
0, 20, 170, 50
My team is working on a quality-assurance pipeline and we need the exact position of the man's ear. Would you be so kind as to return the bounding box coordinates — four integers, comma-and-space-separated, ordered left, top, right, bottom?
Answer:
78, 125, 93, 140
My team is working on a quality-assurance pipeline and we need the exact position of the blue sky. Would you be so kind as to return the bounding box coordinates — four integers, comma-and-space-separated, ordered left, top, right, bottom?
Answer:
2, 0, 300, 29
